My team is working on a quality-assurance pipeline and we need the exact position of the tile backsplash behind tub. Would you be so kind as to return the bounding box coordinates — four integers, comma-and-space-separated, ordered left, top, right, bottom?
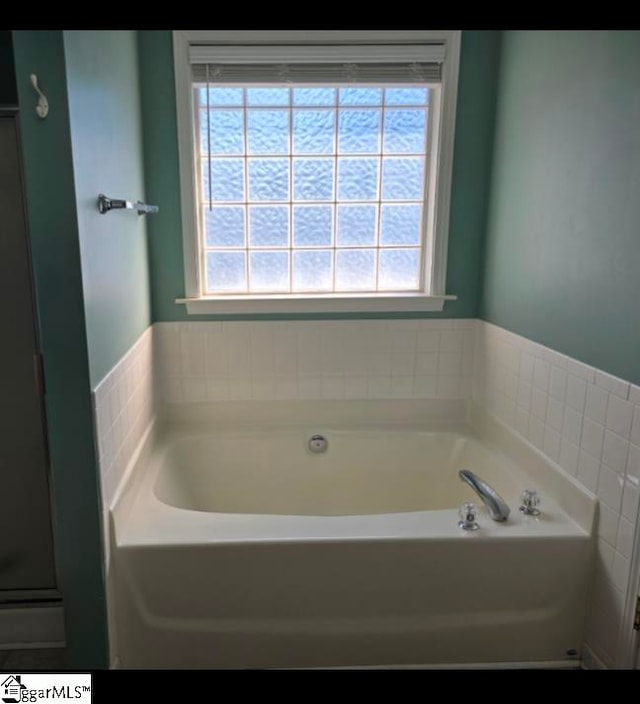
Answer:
153, 319, 476, 403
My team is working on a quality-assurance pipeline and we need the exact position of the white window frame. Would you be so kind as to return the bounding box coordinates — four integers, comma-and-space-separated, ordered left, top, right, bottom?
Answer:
173, 30, 461, 314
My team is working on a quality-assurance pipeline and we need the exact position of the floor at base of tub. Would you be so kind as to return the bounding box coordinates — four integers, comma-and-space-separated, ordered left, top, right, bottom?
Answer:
0, 648, 68, 671
0, 649, 583, 670
280, 659, 581, 670
112, 658, 582, 670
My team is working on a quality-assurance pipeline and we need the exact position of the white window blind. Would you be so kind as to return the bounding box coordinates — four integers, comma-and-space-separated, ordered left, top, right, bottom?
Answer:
189, 43, 445, 83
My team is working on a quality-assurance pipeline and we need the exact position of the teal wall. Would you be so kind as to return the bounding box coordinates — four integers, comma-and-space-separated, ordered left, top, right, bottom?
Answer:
481, 31, 640, 385
12, 31, 108, 669
64, 31, 151, 387
138, 31, 501, 321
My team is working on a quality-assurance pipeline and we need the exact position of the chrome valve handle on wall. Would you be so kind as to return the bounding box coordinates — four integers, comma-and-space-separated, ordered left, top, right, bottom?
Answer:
97, 194, 159, 216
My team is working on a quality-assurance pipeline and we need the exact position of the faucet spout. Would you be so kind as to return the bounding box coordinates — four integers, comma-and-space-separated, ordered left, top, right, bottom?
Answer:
459, 469, 510, 522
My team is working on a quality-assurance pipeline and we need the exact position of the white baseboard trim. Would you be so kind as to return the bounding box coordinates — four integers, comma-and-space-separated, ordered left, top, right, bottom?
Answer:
0, 606, 65, 649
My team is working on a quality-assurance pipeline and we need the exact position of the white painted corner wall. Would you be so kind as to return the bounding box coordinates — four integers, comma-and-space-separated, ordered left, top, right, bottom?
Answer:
90, 317, 640, 669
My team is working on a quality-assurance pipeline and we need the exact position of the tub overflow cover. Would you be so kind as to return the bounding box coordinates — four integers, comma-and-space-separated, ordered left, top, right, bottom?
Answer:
309, 434, 328, 454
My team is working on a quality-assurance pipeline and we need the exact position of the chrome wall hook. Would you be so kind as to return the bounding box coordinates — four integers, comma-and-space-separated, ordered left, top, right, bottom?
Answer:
30, 74, 49, 119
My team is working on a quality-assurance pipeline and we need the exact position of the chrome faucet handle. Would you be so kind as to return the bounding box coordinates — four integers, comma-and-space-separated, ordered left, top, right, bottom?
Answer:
519, 489, 541, 516
458, 502, 479, 531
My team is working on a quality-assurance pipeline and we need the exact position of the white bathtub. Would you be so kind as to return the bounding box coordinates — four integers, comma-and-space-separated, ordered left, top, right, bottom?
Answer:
112, 400, 596, 669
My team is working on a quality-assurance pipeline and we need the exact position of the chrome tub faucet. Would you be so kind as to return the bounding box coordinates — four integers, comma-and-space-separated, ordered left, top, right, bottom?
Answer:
459, 469, 510, 522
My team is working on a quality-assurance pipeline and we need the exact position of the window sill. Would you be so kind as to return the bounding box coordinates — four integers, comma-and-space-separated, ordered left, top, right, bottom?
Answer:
175, 293, 457, 315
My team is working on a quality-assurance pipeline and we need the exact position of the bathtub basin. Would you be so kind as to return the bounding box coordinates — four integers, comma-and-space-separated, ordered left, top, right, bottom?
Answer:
112, 400, 596, 669
155, 431, 521, 516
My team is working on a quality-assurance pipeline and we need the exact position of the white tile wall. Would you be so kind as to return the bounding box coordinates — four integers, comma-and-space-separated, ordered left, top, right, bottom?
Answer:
473, 320, 640, 668
154, 319, 476, 403
92, 326, 155, 508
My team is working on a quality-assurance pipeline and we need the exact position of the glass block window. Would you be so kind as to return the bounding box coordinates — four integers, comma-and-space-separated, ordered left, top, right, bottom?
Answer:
195, 85, 431, 295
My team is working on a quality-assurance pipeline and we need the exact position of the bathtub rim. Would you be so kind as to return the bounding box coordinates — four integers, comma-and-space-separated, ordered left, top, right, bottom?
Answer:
110, 399, 596, 548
